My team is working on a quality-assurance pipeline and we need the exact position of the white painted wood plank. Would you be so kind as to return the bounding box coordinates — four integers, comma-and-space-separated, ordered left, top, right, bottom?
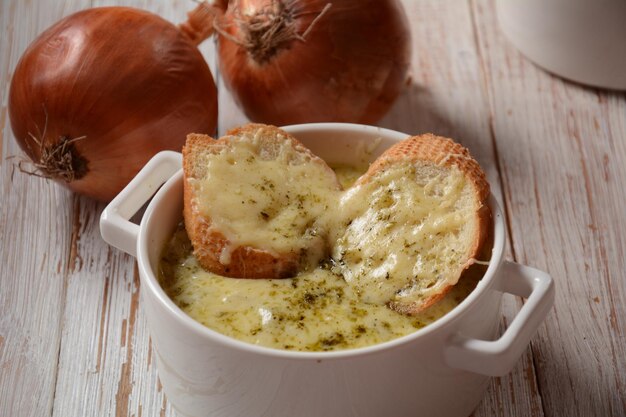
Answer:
48, 1, 216, 416
471, 0, 626, 415
52, 204, 173, 417
382, 1, 544, 416
0, 1, 92, 417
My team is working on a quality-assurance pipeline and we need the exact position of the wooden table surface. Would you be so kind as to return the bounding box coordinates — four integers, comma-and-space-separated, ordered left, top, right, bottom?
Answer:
1, 1, 625, 416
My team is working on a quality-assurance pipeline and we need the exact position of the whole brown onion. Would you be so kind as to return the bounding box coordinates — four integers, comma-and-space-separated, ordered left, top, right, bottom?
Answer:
9, 6, 218, 201
212, 0, 411, 125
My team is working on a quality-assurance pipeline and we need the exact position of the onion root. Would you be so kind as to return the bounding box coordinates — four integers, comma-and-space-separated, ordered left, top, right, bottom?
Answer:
18, 134, 88, 183
214, 1, 332, 63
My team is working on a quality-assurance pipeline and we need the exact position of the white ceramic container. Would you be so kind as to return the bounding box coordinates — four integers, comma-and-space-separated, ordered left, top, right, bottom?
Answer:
100, 124, 554, 417
497, 0, 626, 90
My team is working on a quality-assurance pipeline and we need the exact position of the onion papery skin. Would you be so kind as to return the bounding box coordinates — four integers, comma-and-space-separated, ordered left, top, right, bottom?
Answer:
216, 0, 411, 125
9, 7, 218, 202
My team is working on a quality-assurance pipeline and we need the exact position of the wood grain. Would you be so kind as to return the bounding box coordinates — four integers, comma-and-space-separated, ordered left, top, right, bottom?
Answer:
471, 0, 626, 415
0, 2, 91, 417
1, 0, 625, 416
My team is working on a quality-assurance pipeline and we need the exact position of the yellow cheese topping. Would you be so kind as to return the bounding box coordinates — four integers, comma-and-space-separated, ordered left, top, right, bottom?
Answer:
331, 162, 475, 307
191, 132, 340, 268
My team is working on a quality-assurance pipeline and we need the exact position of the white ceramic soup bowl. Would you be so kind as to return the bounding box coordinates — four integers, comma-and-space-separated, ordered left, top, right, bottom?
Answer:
100, 123, 554, 417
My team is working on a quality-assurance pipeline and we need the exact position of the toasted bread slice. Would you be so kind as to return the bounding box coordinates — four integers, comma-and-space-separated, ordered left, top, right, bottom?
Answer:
331, 134, 490, 314
183, 124, 341, 279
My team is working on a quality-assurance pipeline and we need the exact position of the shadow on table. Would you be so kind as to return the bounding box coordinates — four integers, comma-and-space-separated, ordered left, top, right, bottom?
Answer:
378, 82, 455, 138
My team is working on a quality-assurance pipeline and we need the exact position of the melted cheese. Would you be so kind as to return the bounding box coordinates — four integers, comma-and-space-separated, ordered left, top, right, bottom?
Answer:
192, 133, 340, 267
331, 163, 474, 306
330, 163, 368, 189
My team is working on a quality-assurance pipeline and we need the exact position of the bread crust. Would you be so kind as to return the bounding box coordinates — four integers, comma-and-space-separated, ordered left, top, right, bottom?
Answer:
182, 124, 338, 279
359, 134, 491, 314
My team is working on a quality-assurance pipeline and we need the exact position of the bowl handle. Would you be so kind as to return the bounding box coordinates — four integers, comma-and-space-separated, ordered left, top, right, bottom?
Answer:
100, 151, 182, 257
444, 261, 555, 376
